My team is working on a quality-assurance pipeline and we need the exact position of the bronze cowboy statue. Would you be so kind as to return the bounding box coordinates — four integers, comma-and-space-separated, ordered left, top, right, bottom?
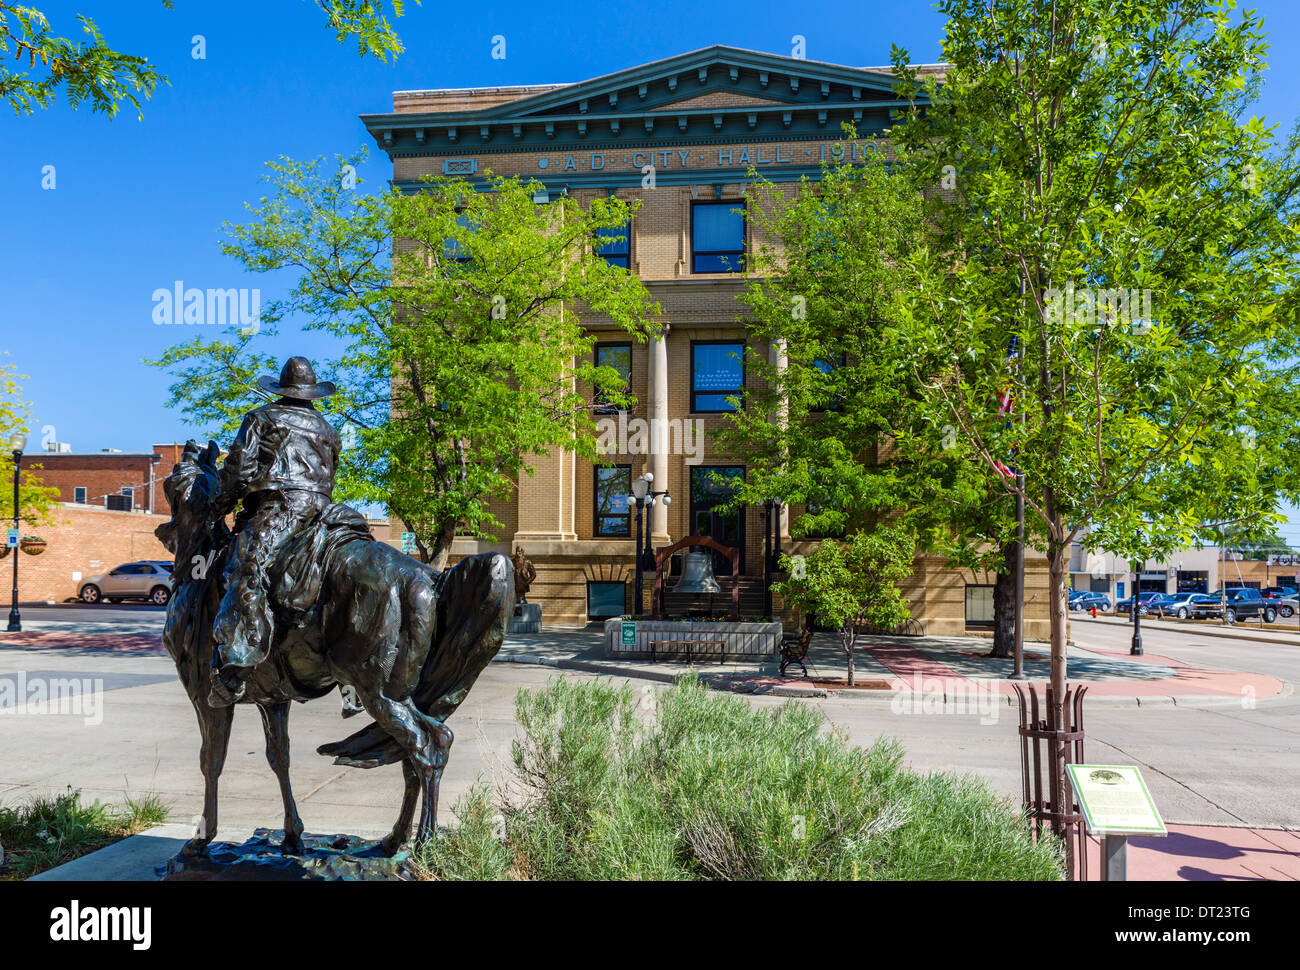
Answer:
155, 356, 513, 855
209, 357, 342, 708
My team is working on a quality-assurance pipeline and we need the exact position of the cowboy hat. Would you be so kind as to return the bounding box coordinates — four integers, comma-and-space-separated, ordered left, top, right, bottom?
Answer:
257, 356, 336, 400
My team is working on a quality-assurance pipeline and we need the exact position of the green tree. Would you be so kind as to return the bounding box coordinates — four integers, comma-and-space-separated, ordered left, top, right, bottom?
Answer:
719, 144, 1023, 657
771, 526, 914, 686
150, 153, 659, 568
0, 357, 61, 529
1, 1, 415, 117
885, 0, 1300, 814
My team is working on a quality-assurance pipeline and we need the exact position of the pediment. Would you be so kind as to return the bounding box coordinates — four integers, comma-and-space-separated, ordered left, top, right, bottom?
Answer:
364, 46, 932, 156
468, 46, 913, 122
651, 91, 796, 112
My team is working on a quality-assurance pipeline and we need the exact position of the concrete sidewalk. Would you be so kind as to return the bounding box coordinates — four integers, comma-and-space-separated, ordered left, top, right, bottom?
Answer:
494, 628, 1289, 707
29, 820, 1298, 882
1084, 824, 1300, 881
5, 610, 1287, 707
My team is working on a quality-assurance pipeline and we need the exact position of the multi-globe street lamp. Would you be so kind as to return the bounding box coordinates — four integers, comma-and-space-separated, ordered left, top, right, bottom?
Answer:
627, 472, 670, 614
8, 430, 27, 633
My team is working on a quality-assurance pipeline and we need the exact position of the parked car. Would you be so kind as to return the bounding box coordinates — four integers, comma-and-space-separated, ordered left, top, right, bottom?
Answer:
1071, 592, 1111, 612
78, 561, 173, 606
1115, 592, 1166, 615
1260, 586, 1297, 600
1154, 592, 1218, 620
1192, 587, 1278, 624
1274, 594, 1298, 619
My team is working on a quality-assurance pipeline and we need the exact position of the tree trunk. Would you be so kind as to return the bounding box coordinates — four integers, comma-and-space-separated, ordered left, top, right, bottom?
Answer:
1046, 539, 1071, 862
990, 539, 1019, 658
427, 519, 459, 572
843, 628, 855, 687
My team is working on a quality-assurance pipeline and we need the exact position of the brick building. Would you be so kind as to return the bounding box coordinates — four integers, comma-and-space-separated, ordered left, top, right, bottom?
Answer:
18, 443, 185, 517
6, 503, 171, 604
362, 46, 1052, 633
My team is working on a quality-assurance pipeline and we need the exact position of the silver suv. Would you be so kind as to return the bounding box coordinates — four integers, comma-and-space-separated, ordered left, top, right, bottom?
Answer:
79, 561, 174, 606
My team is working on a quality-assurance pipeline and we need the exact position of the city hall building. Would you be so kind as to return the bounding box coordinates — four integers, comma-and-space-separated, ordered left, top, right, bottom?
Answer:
363, 46, 1051, 633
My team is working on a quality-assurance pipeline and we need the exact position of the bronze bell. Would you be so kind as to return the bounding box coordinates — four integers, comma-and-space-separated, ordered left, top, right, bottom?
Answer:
672, 551, 723, 594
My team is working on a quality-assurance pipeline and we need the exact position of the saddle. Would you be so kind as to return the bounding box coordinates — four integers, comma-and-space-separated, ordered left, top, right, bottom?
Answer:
271, 503, 374, 619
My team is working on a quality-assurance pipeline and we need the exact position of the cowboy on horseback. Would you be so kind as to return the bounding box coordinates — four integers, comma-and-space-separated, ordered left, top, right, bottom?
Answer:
207, 357, 342, 708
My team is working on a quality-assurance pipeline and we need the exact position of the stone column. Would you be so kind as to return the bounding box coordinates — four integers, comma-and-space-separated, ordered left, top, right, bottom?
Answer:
649, 327, 670, 543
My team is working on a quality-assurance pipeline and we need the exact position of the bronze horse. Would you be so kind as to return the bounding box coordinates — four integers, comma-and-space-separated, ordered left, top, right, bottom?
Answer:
155, 440, 512, 855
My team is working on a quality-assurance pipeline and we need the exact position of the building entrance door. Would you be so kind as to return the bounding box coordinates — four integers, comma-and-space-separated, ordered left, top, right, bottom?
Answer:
689, 466, 744, 575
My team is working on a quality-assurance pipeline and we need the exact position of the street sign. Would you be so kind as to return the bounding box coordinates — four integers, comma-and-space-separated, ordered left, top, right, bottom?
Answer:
1067, 764, 1167, 837
621, 621, 636, 647
400, 532, 416, 555
5, 529, 17, 548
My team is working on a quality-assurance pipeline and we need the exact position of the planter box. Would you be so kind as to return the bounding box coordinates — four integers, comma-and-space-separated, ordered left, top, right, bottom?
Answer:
604, 618, 781, 662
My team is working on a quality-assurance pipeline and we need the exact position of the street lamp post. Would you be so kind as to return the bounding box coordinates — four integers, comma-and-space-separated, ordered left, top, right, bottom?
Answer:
627, 472, 670, 615
763, 498, 783, 619
1130, 566, 1143, 656
8, 431, 27, 633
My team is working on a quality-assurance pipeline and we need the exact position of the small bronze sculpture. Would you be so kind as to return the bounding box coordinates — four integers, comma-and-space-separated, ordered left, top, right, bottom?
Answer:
155, 360, 512, 858
511, 545, 536, 605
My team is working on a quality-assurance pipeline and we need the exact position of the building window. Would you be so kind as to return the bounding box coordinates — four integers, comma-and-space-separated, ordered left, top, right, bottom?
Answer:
587, 581, 627, 619
594, 343, 632, 413
594, 465, 632, 537
73, 486, 86, 504
442, 211, 476, 264
965, 584, 995, 628
595, 221, 630, 268
691, 341, 745, 412
811, 353, 846, 413
691, 200, 745, 273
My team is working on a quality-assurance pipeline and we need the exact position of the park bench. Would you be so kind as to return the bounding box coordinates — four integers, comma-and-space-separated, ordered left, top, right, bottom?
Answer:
779, 621, 813, 678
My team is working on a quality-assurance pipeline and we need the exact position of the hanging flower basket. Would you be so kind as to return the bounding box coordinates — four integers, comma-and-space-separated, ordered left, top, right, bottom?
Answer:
19, 536, 47, 556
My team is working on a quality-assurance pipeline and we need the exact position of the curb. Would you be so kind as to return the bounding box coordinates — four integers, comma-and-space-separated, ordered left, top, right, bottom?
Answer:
492, 653, 1293, 707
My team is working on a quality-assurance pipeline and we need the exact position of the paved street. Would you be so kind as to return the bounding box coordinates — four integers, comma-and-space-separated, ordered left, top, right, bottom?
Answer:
0, 606, 1297, 849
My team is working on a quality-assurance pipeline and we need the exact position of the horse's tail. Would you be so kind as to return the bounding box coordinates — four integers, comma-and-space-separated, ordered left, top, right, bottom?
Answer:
317, 551, 514, 768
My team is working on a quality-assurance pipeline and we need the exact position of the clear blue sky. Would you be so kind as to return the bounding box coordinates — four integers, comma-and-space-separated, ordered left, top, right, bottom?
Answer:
2, 0, 1298, 536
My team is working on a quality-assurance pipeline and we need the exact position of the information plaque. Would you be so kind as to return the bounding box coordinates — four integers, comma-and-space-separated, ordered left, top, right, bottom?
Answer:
1066, 764, 1167, 837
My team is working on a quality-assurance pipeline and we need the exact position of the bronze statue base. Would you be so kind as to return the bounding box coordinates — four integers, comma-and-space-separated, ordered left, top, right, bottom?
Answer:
158, 829, 416, 881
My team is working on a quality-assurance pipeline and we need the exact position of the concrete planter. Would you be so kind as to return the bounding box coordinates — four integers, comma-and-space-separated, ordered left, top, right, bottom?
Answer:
604, 617, 781, 661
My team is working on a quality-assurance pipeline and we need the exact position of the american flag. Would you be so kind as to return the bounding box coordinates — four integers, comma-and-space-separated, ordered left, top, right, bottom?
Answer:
993, 336, 1018, 479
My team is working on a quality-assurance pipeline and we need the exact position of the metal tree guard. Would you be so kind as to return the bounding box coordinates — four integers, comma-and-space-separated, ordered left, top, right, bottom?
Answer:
1013, 682, 1089, 880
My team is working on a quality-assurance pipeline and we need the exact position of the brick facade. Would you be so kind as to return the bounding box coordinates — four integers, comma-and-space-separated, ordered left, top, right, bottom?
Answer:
17, 443, 185, 517
7, 502, 172, 603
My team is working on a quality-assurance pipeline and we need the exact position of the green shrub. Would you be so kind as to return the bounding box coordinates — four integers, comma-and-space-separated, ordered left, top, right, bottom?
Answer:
0, 787, 169, 879
416, 676, 1062, 881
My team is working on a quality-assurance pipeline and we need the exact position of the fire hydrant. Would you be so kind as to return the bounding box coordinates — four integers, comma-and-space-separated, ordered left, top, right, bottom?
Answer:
1090, 605, 1098, 618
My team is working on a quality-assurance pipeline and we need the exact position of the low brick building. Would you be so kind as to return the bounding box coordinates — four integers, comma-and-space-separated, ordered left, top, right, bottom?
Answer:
7, 502, 172, 604
17, 443, 185, 517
